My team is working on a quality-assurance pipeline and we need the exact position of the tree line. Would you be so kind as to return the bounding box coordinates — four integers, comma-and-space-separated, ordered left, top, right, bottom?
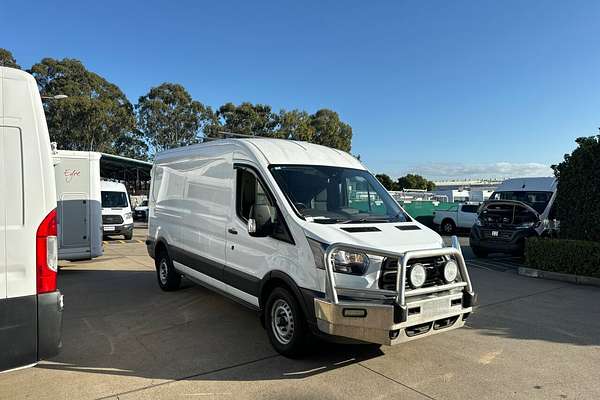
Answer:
0, 49, 353, 159
375, 173, 436, 191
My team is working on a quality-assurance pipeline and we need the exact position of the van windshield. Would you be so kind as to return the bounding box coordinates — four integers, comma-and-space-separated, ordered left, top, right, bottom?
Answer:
269, 165, 409, 223
101, 191, 128, 208
489, 191, 552, 213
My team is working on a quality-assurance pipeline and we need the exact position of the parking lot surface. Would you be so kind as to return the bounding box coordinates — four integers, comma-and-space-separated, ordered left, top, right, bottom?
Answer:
1, 226, 599, 399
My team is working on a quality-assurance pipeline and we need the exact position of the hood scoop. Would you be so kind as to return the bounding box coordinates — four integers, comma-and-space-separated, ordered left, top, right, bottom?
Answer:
396, 225, 421, 231
340, 226, 381, 233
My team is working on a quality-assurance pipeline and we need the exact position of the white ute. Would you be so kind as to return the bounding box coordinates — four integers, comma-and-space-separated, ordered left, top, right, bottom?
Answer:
147, 138, 475, 356
0, 67, 63, 371
433, 203, 480, 234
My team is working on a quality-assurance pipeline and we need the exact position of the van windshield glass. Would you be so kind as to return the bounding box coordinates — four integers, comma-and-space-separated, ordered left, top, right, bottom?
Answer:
489, 191, 552, 213
102, 191, 128, 208
269, 165, 409, 223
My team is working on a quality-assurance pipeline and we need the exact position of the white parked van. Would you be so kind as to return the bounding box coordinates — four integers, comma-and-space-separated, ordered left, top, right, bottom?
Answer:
147, 139, 475, 356
54, 150, 103, 260
0, 67, 63, 371
101, 181, 134, 240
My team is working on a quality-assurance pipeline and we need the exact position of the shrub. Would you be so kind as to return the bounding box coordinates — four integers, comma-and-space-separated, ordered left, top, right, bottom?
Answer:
552, 135, 600, 241
525, 237, 600, 278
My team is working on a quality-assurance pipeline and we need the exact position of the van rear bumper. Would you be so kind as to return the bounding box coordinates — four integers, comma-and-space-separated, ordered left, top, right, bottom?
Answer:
38, 290, 64, 359
314, 292, 473, 345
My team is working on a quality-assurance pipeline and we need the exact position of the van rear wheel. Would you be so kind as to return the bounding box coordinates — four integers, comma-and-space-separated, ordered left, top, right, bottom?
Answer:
156, 251, 181, 291
265, 287, 309, 358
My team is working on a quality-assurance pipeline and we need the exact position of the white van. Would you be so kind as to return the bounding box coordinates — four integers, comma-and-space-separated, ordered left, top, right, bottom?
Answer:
0, 67, 63, 371
470, 177, 558, 256
147, 139, 475, 356
101, 181, 134, 240
54, 150, 103, 260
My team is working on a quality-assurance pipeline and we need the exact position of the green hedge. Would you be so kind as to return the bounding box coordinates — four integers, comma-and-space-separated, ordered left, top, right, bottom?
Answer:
525, 237, 600, 278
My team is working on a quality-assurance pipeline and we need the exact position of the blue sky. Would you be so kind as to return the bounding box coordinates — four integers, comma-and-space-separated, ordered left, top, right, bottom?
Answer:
4, 1, 600, 179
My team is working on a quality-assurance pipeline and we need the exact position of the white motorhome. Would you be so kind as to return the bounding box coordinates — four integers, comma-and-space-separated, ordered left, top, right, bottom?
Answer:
470, 177, 558, 256
54, 151, 103, 260
101, 181, 134, 240
147, 139, 475, 356
0, 67, 63, 371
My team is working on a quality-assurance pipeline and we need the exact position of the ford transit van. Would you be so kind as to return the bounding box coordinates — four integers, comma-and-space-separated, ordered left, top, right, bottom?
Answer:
147, 139, 475, 356
101, 181, 134, 240
0, 67, 63, 371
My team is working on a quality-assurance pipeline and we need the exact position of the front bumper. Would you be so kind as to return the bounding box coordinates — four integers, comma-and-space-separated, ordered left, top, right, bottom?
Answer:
315, 293, 473, 345
314, 240, 475, 345
470, 225, 535, 254
103, 223, 133, 235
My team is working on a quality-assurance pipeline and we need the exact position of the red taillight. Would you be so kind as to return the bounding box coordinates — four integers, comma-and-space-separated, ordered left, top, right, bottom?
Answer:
36, 208, 58, 294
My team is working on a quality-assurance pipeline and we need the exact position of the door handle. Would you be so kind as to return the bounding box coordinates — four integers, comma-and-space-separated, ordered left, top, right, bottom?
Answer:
228, 228, 238, 235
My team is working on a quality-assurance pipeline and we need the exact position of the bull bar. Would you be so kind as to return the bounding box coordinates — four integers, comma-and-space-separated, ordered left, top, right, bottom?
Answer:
314, 236, 475, 345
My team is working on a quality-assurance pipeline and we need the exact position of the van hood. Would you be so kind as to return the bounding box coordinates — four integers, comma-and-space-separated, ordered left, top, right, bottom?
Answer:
302, 222, 444, 254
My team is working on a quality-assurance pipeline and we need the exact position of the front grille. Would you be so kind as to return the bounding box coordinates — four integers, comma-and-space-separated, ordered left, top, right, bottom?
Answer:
378, 256, 447, 291
102, 215, 124, 225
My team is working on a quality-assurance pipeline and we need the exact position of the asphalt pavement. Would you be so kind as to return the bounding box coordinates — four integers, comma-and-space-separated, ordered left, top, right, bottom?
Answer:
1, 226, 599, 399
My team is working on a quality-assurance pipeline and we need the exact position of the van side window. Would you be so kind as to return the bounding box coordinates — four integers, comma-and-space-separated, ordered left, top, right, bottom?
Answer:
235, 167, 293, 244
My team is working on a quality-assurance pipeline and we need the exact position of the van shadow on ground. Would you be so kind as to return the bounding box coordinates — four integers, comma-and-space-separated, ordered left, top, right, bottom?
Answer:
38, 268, 384, 383
38, 265, 600, 385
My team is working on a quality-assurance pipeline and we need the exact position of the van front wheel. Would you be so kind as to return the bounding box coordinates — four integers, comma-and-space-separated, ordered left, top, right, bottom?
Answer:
156, 251, 181, 291
265, 287, 309, 358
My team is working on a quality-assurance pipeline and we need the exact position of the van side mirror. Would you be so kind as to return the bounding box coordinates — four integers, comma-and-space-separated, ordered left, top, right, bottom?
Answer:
248, 204, 274, 237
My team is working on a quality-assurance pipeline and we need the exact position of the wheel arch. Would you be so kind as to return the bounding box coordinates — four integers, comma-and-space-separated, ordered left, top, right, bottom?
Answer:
259, 270, 313, 328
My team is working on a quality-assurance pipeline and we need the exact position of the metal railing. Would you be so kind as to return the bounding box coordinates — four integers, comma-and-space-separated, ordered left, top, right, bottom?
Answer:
323, 236, 473, 309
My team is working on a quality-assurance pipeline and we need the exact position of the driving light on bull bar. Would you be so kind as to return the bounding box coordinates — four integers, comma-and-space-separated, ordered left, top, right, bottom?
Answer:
409, 263, 427, 288
443, 260, 459, 283
331, 250, 370, 275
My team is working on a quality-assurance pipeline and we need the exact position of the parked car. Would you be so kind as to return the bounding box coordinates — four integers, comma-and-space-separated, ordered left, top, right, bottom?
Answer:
470, 177, 558, 257
147, 138, 475, 357
134, 200, 149, 221
433, 203, 480, 234
0, 67, 63, 371
101, 181, 134, 240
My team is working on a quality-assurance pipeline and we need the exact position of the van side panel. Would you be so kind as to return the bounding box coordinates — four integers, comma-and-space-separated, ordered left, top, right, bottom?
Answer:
179, 148, 232, 271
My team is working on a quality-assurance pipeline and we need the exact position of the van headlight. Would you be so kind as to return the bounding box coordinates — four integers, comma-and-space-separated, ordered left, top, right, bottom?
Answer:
331, 250, 370, 275
408, 263, 427, 288
307, 238, 369, 275
124, 212, 132, 220
443, 260, 459, 283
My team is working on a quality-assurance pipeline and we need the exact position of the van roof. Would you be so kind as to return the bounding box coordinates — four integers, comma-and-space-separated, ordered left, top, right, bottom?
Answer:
155, 138, 365, 170
495, 177, 557, 192
100, 180, 127, 191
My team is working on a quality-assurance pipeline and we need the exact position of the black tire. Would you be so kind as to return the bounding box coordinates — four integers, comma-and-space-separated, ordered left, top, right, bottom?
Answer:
471, 245, 488, 258
265, 287, 310, 358
156, 249, 181, 291
441, 219, 456, 235
124, 232, 133, 240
